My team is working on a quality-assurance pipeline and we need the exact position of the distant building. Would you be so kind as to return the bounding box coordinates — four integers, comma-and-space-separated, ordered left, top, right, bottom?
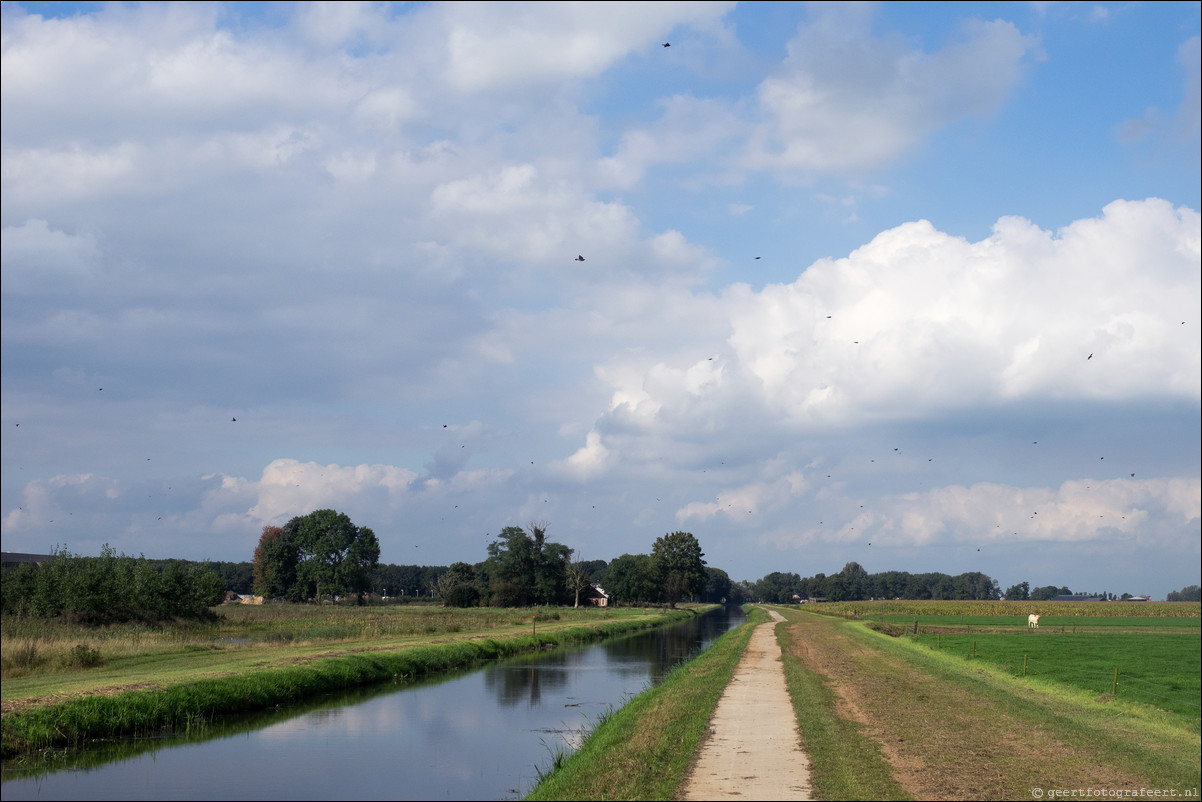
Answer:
1119, 595, 1151, 602
584, 585, 609, 607
1052, 594, 1104, 602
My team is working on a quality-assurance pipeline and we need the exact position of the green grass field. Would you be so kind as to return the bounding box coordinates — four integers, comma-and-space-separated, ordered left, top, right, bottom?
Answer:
910, 631, 1201, 722
811, 599, 1202, 619
871, 613, 1201, 632
798, 601, 1202, 728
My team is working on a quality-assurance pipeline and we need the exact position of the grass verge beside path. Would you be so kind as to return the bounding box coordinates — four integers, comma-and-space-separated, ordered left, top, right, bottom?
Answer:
776, 617, 912, 800
774, 607, 1200, 800
2, 606, 698, 758
525, 606, 767, 801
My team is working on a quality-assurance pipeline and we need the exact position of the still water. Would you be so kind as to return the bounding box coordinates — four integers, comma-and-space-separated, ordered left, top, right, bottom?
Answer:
2, 606, 745, 801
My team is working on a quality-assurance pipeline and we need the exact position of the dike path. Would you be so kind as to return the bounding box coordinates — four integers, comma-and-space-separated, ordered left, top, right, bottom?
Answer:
679, 608, 813, 800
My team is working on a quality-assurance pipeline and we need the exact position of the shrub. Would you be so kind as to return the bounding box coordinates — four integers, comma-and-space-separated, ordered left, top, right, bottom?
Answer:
61, 644, 103, 670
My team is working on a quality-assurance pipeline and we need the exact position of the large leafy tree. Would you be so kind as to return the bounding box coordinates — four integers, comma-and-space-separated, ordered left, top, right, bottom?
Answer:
253, 510, 380, 602
1003, 581, 1030, 600
483, 522, 570, 606
252, 525, 296, 599
700, 566, 733, 603
651, 531, 707, 608
606, 553, 662, 605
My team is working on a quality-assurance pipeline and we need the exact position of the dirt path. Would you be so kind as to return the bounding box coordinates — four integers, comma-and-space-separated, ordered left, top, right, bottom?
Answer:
680, 609, 812, 801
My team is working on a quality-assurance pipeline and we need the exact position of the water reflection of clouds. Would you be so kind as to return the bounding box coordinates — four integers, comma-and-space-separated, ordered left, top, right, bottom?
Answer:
1, 610, 746, 801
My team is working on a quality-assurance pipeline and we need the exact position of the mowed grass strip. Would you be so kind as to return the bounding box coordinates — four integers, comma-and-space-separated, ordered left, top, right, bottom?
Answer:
775, 608, 1201, 800
913, 631, 1202, 724
525, 607, 766, 801
776, 617, 912, 800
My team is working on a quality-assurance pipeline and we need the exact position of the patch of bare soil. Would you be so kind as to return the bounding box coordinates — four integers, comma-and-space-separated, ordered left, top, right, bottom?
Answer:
785, 615, 1150, 800
1, 682, 163, 716
679, 610, 812, 801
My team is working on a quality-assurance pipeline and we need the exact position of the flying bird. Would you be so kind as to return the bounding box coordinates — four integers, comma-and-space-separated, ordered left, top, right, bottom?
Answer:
575, 255, 585, 262
662, 42, 670, 47
232, 417, 237, 422
1088, 353, 1093, 360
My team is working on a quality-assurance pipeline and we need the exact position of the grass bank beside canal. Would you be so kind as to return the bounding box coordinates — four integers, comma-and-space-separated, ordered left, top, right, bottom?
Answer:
1, 603, 703, 757
776, 606, 1200, 800
526, 606, 767, 801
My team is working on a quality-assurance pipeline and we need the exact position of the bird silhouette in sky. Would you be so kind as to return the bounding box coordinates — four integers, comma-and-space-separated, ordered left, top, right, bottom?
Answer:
575, 255, 585, 262
1088, 353, 1093, 360
662, 42, 670, 47
231, 417, 237, 422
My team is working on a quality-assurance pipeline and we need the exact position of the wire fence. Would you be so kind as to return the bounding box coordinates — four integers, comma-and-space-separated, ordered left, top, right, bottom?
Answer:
916, 633, 1201, 721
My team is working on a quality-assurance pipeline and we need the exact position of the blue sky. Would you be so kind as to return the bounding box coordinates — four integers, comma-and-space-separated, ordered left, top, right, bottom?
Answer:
2, 1, 1199, 599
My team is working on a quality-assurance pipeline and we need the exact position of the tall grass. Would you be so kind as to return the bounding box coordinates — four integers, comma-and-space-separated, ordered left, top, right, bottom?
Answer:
1, 603, 654, 680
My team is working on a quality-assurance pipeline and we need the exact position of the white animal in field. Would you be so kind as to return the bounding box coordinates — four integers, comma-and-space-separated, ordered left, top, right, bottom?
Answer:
1028, 614, 1040, 629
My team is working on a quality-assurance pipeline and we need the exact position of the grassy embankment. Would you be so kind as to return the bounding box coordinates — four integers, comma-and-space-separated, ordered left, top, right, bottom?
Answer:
808, 599, 1202, 723
525, 606, 767, 801
1, 602, 699, 757
529, 600, 1200, 800
776, 603, 1200, 800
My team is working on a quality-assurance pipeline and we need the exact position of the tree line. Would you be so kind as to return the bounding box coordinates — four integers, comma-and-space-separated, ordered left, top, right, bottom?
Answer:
249, 512, 721, 609
9, 508, 1194, 622
0, 545, 225, 623
746, 562, 1003, 603
742, 563, 1185, 604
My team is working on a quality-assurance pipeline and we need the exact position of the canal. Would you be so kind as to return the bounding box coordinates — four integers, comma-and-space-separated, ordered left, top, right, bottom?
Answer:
2, 605, 746, 800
